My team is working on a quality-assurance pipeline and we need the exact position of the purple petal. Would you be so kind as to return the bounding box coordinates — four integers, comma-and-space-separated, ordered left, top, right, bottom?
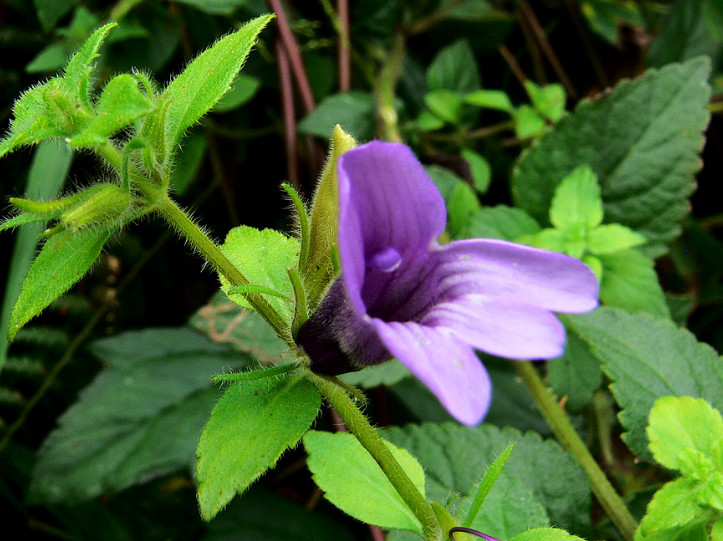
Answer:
373, 320, 491, 425
432, 238, 599, 313
423, 297, 566, 359
338, 142, 447, 314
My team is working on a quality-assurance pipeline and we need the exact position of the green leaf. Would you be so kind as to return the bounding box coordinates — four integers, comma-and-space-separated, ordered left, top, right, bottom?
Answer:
457, 205, 541, 241
426, 39, 480, 94
549, 164, 603, 231
448, 182, 481, 237
8, 226, 111, 341
62, 22, 117, 102
383, 423, 591, 533
170, 131, 207, 195
189, 290, 288, 361
648, 397, 723, 473
588, 224, 647, 254
213, 73, 260, 112
464, 89, 514, 113
34, 0, 81, 30
69, 74, 154, 147
425, 165, 464, 203
459, 475, 549, 539
304, 430, 426, 534
547, 328, 603, 412
513, 58, 711, 257
0, 142, 71, 373
219, 225, 299, 323
526, 81, 566, 122
174, 0, 250, 15
28, 328, 247, 504
461, 149, 491, 194
579, 0, 645, 44
713, 517, 723, 541
510, 528, 586, 541
196, 375, 320, 521
564, 306, 723, 460
425, 89, 465, 124
639, 478, 704, 535
298, 92, 377, 140
514, 105, 546, 138
340, 359, 411, 388
160, 14, 273, 152
205, 487, 355, 541
598, 249, 671, 317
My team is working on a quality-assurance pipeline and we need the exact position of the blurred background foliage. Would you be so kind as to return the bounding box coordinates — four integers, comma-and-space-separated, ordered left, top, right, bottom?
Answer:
0, 0, 721, 539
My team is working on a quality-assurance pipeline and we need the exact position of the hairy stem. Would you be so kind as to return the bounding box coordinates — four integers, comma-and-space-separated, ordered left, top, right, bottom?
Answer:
515, 361, 638, 541
309, 374, 442, 540
375, 31, 405, 143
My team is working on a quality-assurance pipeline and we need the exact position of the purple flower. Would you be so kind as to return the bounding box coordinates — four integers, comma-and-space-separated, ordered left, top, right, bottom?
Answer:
298, 141, 598, 425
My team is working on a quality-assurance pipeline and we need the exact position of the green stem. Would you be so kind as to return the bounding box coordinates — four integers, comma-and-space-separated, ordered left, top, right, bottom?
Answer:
375, 31, 405, 143
309, 373, 442, 540
515, 361, 638, 541
155, 195, 291, 342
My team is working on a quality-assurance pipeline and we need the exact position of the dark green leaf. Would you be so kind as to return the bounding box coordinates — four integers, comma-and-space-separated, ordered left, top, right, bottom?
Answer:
298, 92, 377, 140
426, 39, 480, 94
28, 328, 247, 504
9, 227, 112, 341
455, 205, 541, 241
565, 306, 723, 459
461, 149, 491, 194
547, 328, 603, 412
34, 0, 81, 30
175, 0, 250, 15
383, 423, 591, 532
213, 73, 260, 112
196, 375, 320, 521
512, 58, 711, 256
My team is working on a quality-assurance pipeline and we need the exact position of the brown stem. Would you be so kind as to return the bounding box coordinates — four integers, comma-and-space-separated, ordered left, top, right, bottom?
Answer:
563, 0, 609, 88
338, 0, 351, 91
498, 43, 528, 88
516, 4, 547, 84
519, 0, 578, 98
276, 40, 300, 186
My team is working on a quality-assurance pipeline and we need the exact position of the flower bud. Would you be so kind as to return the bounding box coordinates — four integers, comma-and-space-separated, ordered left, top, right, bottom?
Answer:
60, 183, 129, 230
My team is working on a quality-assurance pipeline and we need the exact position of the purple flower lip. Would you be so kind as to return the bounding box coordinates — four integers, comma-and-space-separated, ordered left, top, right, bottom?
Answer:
298, 141, 599, 425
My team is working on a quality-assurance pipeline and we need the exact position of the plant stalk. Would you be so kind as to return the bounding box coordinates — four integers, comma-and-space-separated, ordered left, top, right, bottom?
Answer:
514, 361, 638, 541
309, 373, 442, 540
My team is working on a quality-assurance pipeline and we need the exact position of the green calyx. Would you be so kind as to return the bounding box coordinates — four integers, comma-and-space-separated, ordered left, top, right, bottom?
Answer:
303, 125, 357, 309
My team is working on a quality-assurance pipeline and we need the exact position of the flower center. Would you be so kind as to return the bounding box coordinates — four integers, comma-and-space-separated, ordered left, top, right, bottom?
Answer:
366, 246, 402, 272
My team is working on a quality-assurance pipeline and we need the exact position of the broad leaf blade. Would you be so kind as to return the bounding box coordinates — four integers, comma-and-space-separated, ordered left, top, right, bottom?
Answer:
8, 226, 111, 341
161, 14, 273, 151
196, 375, 320, 521
565, 306, 723, 459
512, 58, 711, 256
304, 430, 426, 534
28, 328, 247, 504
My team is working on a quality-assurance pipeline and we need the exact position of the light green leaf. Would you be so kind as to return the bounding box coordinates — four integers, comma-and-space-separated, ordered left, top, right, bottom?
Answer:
648, 397, 723, 473
464, 89, 514, 112
161, 14, 273, 152
513, 58, 711, 257
219, 225, 299, 322
640, 478, 703, 535
416, 109, 446, 132
298, 92, 376, 140
69, 74, 154, 147
196, 376, 320, 520
564, 306, 723, 459
8, 226, 111, 341
458, 205, 541, 241
448, 182, 480, 237
514, 105, 546, 138
588, 224, 647, 254
340, 359, 411, 388
28, 328, 247, 504
526, 81, 566, 122
549, 164, 603, 231
511, 527, 586, 541
62, 22, 117, 102
461, 149, 491, 194
713, 516, 723, 541
0, 212, 48, 232
425, 89, 465, 124
0, 141, 72, 372
459, 475, 549, 539
425, 165, 464, 203
599, 249, 670, 317
304, 430, 426, 533
518, 228, 567, 254
426, 39, 480, 94
383, 423, 591, 533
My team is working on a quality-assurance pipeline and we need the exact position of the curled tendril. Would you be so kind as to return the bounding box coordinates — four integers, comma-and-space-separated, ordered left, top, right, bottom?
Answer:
448, 527, 500, 541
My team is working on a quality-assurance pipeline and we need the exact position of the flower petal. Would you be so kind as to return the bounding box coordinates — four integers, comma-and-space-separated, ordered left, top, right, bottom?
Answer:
423, 297, 566, 359
373, 320, 491, 425
432, 238, 599, 313
338, 142, 446, 314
